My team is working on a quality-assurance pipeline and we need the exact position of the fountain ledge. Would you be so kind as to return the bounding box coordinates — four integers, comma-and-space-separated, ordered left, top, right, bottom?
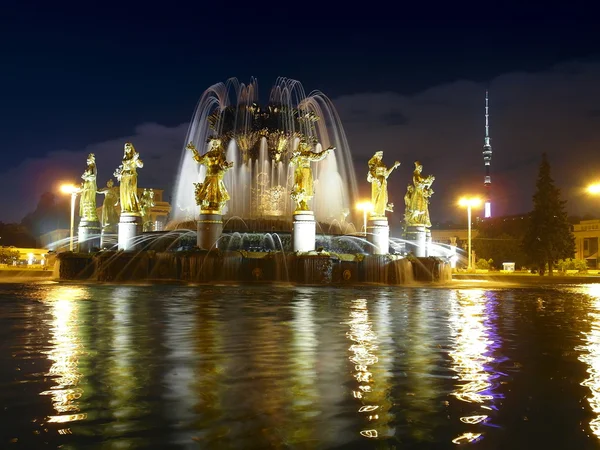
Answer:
54, 250, 451, 285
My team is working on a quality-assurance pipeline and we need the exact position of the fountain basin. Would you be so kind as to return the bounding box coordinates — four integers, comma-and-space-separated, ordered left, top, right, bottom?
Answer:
54, 250, 450, 284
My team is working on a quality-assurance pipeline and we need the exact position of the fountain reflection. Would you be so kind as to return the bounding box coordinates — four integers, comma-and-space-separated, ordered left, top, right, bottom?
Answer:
107, 288, 138, 433
346, 298, 393, 440
576, 284, 600, 439
448, 289, 501, 445
39, 286, 88, 429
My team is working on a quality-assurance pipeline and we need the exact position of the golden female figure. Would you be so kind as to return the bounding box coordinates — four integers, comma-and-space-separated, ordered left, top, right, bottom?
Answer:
79, 153, 99, 221
114, 143, 144, 215
188, 138, 233, 214
367, 151, 400, 217
404, 161, 435, 227
98, 179, 119, 231
290, 143, 334, 212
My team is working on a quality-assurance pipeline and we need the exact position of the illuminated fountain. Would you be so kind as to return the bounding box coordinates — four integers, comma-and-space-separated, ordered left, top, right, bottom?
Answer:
54, 78, 451, 284
172, 77, 358, 243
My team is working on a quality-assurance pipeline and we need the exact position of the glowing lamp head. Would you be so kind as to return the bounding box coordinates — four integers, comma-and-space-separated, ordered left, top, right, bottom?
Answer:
458, 197, 482, 208
60, 184, 78, 195
588, 184, 600, 195
356, 201, 374, 212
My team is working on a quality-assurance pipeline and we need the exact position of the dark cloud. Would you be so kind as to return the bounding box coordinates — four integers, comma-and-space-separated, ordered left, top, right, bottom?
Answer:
0, 123, 187, 222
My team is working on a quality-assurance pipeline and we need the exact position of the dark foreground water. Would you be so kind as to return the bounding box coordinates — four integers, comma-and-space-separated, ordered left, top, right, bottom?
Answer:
3, 282, 600, 449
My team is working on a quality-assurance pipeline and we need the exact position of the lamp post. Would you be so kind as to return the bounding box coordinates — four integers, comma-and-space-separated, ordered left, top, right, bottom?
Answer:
60, 184, 78, 251
458, 197, 482, 270
356, 201, 373, 236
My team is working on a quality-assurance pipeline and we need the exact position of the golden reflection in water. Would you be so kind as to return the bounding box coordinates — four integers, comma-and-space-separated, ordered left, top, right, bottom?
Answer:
287, 295, 319, 445
39, 286, 88, 427
402, 299, 442, 442
448, 289, 496, 445
108, 289, 137, 428
346, 298, 392, 440
576, 284, 600, 439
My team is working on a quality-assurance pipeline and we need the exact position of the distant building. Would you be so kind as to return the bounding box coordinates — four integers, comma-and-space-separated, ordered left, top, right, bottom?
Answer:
573, 219, 600, 269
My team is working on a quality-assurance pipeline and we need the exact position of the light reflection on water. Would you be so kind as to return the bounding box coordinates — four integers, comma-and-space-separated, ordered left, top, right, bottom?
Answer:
448, 289, 502, 445
39, 286, 88, 430
576, 284, 600, 439
1, 283, 600, 448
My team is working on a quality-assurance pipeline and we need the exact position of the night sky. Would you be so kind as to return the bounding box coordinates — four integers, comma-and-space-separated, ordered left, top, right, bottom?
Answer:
2, 2, 599, 225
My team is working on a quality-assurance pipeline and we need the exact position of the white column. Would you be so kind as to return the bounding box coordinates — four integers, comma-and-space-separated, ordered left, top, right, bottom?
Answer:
367, 217, 390, 255
293, 211, 316, 252
118, 213, 142, 251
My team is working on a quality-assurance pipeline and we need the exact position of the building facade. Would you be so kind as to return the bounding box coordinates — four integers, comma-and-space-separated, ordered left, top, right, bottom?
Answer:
573, 219, 600, 269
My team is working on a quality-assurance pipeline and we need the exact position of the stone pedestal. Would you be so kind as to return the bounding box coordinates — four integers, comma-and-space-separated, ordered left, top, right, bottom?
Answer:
293, 211, 316, 252
405, 225, 427, 257
118, 213, 142, 251
100, 228, 117, 249
78, 220, 101, 253
367, 216, 390, 255
197, 213, 223, 250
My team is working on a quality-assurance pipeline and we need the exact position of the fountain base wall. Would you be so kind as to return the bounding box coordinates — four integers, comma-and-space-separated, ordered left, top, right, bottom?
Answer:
54, 250, 450, 285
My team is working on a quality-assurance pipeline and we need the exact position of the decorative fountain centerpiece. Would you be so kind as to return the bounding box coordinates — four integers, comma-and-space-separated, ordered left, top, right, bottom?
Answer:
172, 78, 358, 236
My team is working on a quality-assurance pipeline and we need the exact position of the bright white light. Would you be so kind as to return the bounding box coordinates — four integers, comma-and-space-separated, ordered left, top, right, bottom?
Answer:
458, 197, 482, 208
356, 201, 373, 212
588, 184, 600, 195
60, 184, 78, 195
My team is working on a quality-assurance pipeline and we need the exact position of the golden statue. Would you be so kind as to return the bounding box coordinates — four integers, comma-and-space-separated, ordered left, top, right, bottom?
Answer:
140, 189, 155, 232
289, 143, 334, 212
98, 179, 119, 231
79, 153, 99, 221
367, 151, 400, 217
404, 160, 435, 227
113, 142, 144, 215
188, 138, 233, 214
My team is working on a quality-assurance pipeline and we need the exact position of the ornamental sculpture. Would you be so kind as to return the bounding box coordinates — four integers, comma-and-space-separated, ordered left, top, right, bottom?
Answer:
367, 151, 400, 217
98, 179, 119, 232
114, 143, 144, 215
188, 138, 234, 214
79, 153, 99, 221
140, 188, 155, 232
290, 142, 334, 212
404, 160, 435, 227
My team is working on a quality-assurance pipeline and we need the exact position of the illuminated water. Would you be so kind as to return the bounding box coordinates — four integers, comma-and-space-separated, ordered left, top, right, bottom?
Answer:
2, 282, 600, 449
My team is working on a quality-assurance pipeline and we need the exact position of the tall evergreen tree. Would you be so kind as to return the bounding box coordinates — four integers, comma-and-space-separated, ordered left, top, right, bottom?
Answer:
522, 153, 575, 275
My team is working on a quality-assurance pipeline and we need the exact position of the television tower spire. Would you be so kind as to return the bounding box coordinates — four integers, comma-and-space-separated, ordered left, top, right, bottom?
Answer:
483, 90, 492, 218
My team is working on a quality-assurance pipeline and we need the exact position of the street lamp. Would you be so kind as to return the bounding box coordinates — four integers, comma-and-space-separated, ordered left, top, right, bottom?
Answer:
356, 201, 373, 236
60, 184, 79, 251
458, 197, 482, 270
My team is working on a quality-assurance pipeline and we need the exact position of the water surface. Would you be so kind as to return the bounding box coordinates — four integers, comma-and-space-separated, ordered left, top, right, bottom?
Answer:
2, 282, 600, 449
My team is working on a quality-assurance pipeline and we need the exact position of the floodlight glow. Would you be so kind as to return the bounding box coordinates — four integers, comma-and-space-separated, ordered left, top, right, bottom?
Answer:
458, 197, 482, 207
588, 184, 600, 195
60, 184, 78, 195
